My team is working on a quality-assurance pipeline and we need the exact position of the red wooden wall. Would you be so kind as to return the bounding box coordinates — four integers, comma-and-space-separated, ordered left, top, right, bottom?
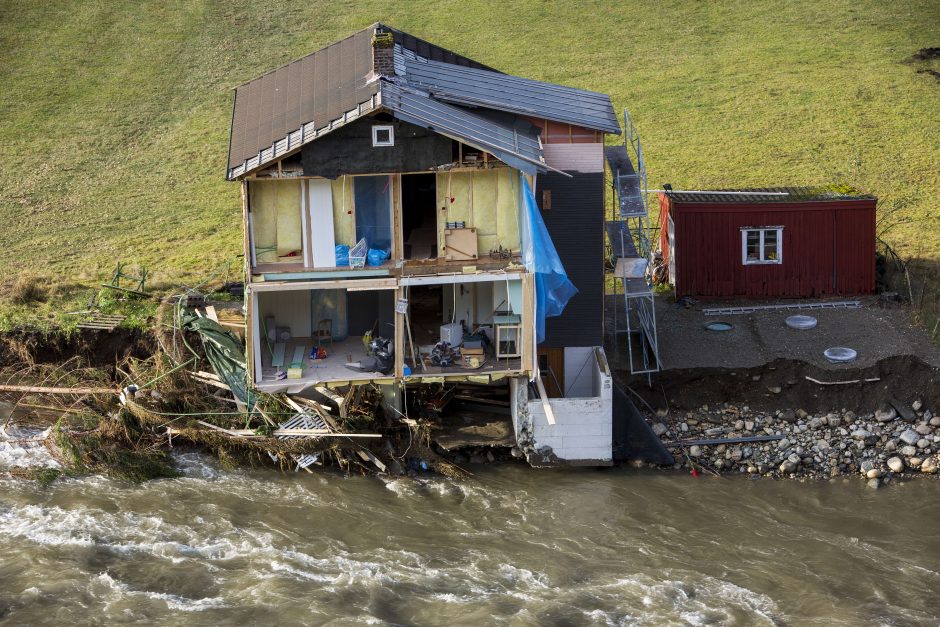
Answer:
659, 194, 876, 299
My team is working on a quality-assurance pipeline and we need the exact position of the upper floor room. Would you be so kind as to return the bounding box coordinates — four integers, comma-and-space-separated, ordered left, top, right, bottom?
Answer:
228, 23, 619, 280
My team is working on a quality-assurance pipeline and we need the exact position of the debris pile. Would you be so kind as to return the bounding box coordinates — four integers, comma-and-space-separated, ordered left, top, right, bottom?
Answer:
647, 398, 940, 485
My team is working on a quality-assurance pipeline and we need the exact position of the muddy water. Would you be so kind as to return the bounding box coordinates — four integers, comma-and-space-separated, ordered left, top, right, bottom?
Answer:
0, 455, 937, 625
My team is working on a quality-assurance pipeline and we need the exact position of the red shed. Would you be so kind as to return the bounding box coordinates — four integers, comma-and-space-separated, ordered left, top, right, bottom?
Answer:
658, 186, 877, 299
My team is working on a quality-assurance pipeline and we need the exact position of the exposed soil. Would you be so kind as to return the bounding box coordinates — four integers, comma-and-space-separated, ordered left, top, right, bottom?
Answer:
619, 355, 940, 416
0, 328, 154, 371
910, 47, 940, 61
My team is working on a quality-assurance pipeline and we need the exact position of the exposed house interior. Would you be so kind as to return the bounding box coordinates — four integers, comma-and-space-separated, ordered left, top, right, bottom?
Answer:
403, 276, 524, 376
401, 173, 438, 260
254, 287, 396, 389
248, 175, 394, 270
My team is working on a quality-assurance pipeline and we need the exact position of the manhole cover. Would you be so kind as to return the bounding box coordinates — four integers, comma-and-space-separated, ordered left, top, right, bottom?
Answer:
705, 321, 733, 332
824, 347, 857, 363
786, 315, 818, 330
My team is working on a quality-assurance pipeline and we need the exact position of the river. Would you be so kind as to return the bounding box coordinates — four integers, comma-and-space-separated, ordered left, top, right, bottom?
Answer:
0, 452, 938, 625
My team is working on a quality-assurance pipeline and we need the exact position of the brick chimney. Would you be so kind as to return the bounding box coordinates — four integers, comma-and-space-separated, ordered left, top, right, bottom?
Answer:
372, 28, 395, 77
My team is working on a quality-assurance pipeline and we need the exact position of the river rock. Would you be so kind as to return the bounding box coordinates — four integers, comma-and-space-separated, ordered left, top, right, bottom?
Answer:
900, 445, 918, 457
909, 457, 923, 468
680, 423, 689, 432
860, 460, 875, 473
816, 439, 830, 451
915, 424, 931, 436
899, 429, 920, 446
777, 438, 790, 449
780, 460, 797, 473
689, 445, 702, 457
768, 386, 782, 394
652, 422, 668, 437
885, 439, 897, 452
929, 416, 940, 427
874, 405, 897, 423
887, 457, 904, 472
922, 457, 938, 474
828, 415, 842, 428
866, 468, 882, 479
867, 478, 881, 489
794, 408, 808, 420
788, 453, 800, 464
851, 429, 871, 439
912, 399, 923, 412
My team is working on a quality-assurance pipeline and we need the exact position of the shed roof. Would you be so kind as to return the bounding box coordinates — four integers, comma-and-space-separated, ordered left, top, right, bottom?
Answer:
663, 185, 876, 205
227, 23, 619, 179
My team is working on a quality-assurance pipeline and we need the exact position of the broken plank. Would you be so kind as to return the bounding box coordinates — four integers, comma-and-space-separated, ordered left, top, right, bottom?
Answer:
204, 305, 219, 322
314, 385, 347, 419
356, 448, 387, 472
534, 376, 556, 425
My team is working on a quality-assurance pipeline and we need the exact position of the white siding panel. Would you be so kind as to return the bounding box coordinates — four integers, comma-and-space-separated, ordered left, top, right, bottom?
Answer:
543, 143, 604, 173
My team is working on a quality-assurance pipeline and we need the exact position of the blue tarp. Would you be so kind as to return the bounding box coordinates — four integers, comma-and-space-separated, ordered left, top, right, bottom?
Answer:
521, 177, 578, 343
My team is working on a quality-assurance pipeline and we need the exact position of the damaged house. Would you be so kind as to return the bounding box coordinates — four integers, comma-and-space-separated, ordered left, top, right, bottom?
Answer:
227, 24, 622, 466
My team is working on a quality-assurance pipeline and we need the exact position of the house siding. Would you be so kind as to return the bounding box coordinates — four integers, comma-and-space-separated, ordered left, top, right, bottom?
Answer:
536, 171, 604, 347
660, 194, 876, 299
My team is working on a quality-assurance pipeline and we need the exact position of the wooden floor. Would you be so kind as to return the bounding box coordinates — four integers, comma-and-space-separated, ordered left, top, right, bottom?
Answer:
256, 335, 394, 392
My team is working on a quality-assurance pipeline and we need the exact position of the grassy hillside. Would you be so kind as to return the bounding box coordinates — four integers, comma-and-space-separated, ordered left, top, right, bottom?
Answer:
0, 0, 937, 328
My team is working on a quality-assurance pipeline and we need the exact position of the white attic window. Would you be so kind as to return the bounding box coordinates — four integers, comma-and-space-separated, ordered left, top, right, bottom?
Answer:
372, 124, 394, 147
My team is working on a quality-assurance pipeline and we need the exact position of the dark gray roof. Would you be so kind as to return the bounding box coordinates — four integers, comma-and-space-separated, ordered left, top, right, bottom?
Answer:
381, 82, 547, 175
227, 24, 619, 179
397, 45, 620, 134
229, 27, 376, 173
664, 186, 877, 204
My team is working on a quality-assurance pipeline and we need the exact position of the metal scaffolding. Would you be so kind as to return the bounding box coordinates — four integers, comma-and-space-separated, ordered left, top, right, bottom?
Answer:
607, 109, 660, 375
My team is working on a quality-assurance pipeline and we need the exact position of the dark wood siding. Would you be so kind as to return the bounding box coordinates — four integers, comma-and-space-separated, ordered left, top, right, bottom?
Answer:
536, 172, 604, 347
670, 199, 876, 299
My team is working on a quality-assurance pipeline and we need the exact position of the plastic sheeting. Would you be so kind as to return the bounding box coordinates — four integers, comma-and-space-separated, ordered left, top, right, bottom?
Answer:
180, 310, 252, 405
521, 177, 578, 344
354, 175, 393, 251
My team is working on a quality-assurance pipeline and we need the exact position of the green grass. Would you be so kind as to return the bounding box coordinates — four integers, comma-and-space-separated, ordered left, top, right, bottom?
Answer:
0, 0, 938, 329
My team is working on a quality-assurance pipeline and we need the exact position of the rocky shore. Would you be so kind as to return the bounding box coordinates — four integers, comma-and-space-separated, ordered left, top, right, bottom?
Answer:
649, 400, 939, 486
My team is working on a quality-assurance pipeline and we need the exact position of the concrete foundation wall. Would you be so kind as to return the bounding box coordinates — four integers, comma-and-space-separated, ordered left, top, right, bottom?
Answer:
519, 348, 613, 466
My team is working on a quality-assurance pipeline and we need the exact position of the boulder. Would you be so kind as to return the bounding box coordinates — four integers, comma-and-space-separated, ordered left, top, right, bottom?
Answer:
779, 460, 798, 473
899, 429, 920, 446
921, 457, 938, 474
887, 457, 905, 473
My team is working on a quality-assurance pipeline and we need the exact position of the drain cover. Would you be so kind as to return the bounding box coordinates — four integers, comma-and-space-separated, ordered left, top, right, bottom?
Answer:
705, 321, 733, 332
786, 315, 818, 330
824, 347, 857, 363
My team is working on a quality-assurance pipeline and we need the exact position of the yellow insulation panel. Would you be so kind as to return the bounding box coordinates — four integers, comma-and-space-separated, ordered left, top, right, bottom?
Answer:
496, 168, 520, 252
331, 176, 356, 247
250, 180, 302, 263
435, 169, 520, 257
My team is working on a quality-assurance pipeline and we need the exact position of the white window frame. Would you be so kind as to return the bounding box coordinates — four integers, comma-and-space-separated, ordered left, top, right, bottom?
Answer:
741, 226, 783, 265
371, 124, 394, 147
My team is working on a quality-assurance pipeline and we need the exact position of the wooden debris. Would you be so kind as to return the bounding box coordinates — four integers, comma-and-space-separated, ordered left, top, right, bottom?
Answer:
76, 313, 126, 331
0, 384, 115, 395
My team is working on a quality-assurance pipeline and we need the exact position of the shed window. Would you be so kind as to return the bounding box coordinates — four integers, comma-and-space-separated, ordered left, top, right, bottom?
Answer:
741, 227, 783, 264
372, 125, 394, 147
